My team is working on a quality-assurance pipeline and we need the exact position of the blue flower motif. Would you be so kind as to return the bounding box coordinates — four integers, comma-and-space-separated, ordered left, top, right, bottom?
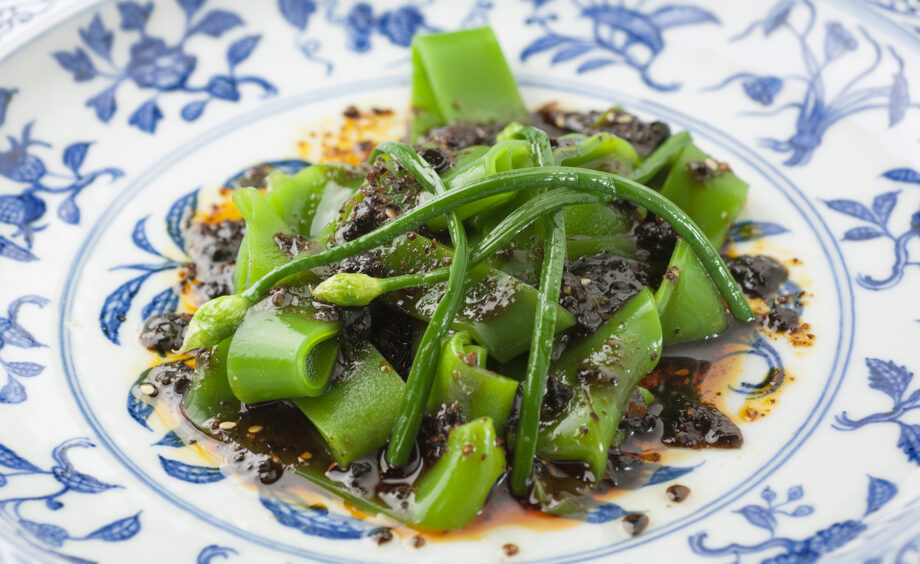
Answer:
55, 1, 274, 133
824, 22, 857, 61
345, 3, 375, 52
742, 75, 783, 105
377, 6, 427, 47
126, 38, 197, 90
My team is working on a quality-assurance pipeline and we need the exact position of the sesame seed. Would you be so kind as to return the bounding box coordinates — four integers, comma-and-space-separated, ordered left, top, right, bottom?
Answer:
580, 278, 593, 286
138, 383, 158, 397
462, 444, 474, 455
218, 421, 237, 430
299, 451, 312, 460
704, 158, 719, 171
248, 425, 264, 434
615, 113, 633, 124
385, 208, 398, 218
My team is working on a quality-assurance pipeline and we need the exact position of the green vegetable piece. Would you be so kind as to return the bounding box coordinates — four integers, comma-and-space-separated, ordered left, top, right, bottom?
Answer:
410, 28, 527, 141
265, 163, 364, 238
553, 132, 639, 174
411, 417, 506, 530
536, 288, 662, 478
660, 144, 750, 248
311, 272, 385, 307
180, 294, 251, 353
294, 343, 405, 467
428, 139, 533, 229
655, 238, 728, 345
232, 187, 297, 291
227, 299, 342, 403
182, 339, 240, 427
630, 131, 691, 185
427, 332, 519, 432
376, 232, 575, 362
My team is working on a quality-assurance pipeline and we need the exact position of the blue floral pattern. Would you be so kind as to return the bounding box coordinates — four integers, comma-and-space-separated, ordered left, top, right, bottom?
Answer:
710, 0, 919, 166
54, 0, 276, 134
689, 476, 897, 562
0, 295, 47, 405
0, 438, 141, 561
197, 544, 238, 564
277, 0, 493, 73
0, 89, 123, 262
520, 0, 719, 91
835, 358, 920, 466
823, 170, 920, 290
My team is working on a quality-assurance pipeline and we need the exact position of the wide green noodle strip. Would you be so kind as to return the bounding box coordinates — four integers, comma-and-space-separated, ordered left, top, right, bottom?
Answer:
368, 142, 472, 467
507, 126, 568, 496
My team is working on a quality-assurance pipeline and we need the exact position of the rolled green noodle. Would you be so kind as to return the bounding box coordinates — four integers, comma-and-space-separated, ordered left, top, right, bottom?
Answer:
182, 339, 241, 427
426, 332, 519, 432
232, 187, 299, 292
535, 288, 662, 478
265, 163, 365, 238
294, 343, 405, 467
655, 238, 728, 346
428, 139, 534, 230
410, 27, 527, 141
376, 232, 575, 362
660, 143, 749, 248
227, 297, 341, 403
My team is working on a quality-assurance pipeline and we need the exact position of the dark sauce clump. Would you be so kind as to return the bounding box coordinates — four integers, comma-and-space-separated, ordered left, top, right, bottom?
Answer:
537, 104, 671, 158
184, 220, 246, 302
634, 214, 678, 264
640, 357, 743, 449
725, 255, 788, 299
559, 252, 651, 337
417, 121, 505, 150
337, 158, 425, 242
139, 312, 191, 354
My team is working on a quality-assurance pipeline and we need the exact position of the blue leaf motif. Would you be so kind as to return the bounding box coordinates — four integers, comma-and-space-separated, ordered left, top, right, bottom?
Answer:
790, 505, 814, 517
763, 0, 795, 35
0, 379, 26, 403
645, 464, 698, 486
0, 317, 43, 348
140, 288, 179, 321
197, 545, 238, 564
0, 236, 38, 262
63, 142, 90, 173
79, 14, 113, 60
129, 99, 164, 134
158, 456, 225, 483
521, 35, 570, 60
131, 217, 160, 256
259, 496, 366, 539
166, 189, 198, 253
843, 226, 884, 241
582, 6, 664, 54
4, 361, 44, 377
206, 76, 240, 101
86, 87, 117, 122
227, 35, 260, 68
882, 168, 920, 185
52, 466, 118, 494
190, 10, 244, 37
648, 5, 719, 29
279, 0, 316, 30
824, 199, 876, 223
865, 475, 898, 515
153, 430, 187, 448
178, 0, 205, 18
889, 73, 909, 127
586, 503, 629, 523
52, 49, 97, 81
0, 443, 41, 472
100, 273, 150, 344
117, 2, 153, 31
866, 358, 912, 402
57, 196, 80, 225
0, 88, 16, 128
897, 423, 920, 465
551, 44, 593, 63
181, 100, 209, 121
736, 504, 777, 532
84, 512, 141, 541
127, 387, 154, 430
824, 22, 857, 61
20, 520, 69, 547
787, 485, 804, 501
577, 58, 616, 73
872, 191, 899, 225
729, 220, 790, 242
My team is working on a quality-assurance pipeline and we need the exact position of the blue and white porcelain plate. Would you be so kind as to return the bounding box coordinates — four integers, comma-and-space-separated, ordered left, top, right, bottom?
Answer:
1, 0, 918, 562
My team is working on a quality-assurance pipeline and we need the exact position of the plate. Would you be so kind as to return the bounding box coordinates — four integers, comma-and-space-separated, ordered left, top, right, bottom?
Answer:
1, 1, 919, 562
